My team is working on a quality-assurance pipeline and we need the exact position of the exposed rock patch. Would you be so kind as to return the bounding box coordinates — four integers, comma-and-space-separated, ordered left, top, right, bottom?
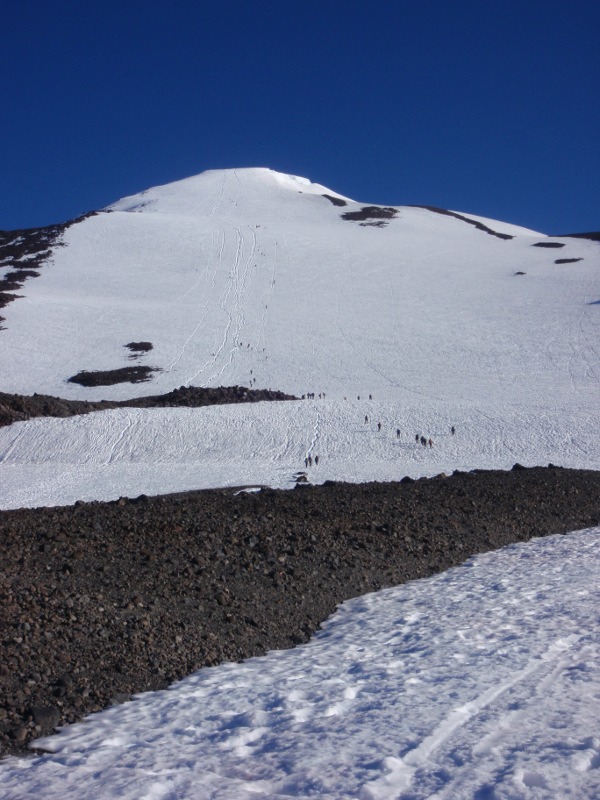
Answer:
125, 342, 153, 360
554, 232, 600, 242
67, 366, 160, 386
410, 206, 514, 240
322, 194, 347, 207
0, 212, 102, 323
1, 466, 599, 756
341, 206, 398, 226
0, 385, 299, 428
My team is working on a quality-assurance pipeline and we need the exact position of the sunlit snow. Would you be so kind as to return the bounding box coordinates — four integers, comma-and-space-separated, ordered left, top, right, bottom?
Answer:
0, 167, 598, 508
1, 168, 599, 798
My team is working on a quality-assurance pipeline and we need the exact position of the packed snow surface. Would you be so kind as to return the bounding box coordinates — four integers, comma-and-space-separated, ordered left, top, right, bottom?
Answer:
0, 167, 599, 508
1, 526, 599, 799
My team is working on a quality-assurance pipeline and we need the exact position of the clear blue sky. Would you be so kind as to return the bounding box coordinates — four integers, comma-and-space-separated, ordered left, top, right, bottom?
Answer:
2, 1, 598, 234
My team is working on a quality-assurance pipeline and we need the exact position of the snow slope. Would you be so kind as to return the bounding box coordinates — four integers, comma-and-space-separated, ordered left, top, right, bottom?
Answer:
1, 169, 600, 797
2, 526, 599, 799
0, 167, 598, 508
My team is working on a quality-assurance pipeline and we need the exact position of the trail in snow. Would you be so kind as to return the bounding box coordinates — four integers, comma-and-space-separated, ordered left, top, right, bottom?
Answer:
1, 399, 599, 509
2, 168, 598, 409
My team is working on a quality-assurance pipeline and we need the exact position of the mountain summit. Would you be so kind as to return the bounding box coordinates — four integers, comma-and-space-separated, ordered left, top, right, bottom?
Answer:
107, 167, 353, 215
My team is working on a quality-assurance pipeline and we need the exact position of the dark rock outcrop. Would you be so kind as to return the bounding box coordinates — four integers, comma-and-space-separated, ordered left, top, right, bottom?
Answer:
1, 466, 599, 756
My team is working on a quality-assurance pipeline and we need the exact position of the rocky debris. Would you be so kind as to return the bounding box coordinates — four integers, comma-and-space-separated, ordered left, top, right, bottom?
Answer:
409, 205, 514, 240
0, 385, 299, 428
322, 194, 347, 207
125, 341, 153, 353
67, 366, 161, 386
125, 342, 153, 360
341, 206, 398, 226
1, 466, 599, 757
553, 231, 600, 242
0, 212, 101, 318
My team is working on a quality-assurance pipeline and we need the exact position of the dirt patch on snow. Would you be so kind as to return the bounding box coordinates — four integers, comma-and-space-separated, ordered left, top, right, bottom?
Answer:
125, 342, 153, 359
322, 194, 347, 207
341, 206, 398, 226
554, 232, 600, 242
67, 366, 160, 386
410, 206, 514, 240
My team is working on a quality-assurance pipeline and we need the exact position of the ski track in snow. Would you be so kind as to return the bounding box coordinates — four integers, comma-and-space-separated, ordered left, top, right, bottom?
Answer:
1, 399, 599, 509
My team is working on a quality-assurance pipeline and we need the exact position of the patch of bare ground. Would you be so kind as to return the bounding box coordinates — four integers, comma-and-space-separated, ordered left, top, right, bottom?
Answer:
555, 258, 583, 264
0, 292, 22, 310
125, 342, 153, 359
0, 385, 298, 428
67, 366, 160, 387
322, 194, 347, 207
532, 241, 565, 248
341, 206, 398, 226
410, 205, 514, 240
1, 466, 599, 756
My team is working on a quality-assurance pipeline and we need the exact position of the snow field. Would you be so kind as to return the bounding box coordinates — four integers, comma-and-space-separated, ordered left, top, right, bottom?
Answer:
1, 168, 599, 796
0, 398, 598, 509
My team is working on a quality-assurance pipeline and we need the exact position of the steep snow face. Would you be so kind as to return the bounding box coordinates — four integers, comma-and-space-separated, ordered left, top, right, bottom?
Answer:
0, 167, 598, 506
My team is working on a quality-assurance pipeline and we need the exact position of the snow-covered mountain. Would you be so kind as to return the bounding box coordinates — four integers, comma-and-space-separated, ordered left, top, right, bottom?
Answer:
0, 166, 599, 507
1, 169, 600, 798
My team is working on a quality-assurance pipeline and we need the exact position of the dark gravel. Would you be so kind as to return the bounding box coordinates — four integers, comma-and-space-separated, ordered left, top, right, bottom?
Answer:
1, 465, 600, 757
0, 386, 297, 428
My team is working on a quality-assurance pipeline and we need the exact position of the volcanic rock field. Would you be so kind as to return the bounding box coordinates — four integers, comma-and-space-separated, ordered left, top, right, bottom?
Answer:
2, 465, 600, 756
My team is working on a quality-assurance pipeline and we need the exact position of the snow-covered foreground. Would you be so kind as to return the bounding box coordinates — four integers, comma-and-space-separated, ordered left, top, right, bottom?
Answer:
2, 526, 599, 799
0, 399, 599, 509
